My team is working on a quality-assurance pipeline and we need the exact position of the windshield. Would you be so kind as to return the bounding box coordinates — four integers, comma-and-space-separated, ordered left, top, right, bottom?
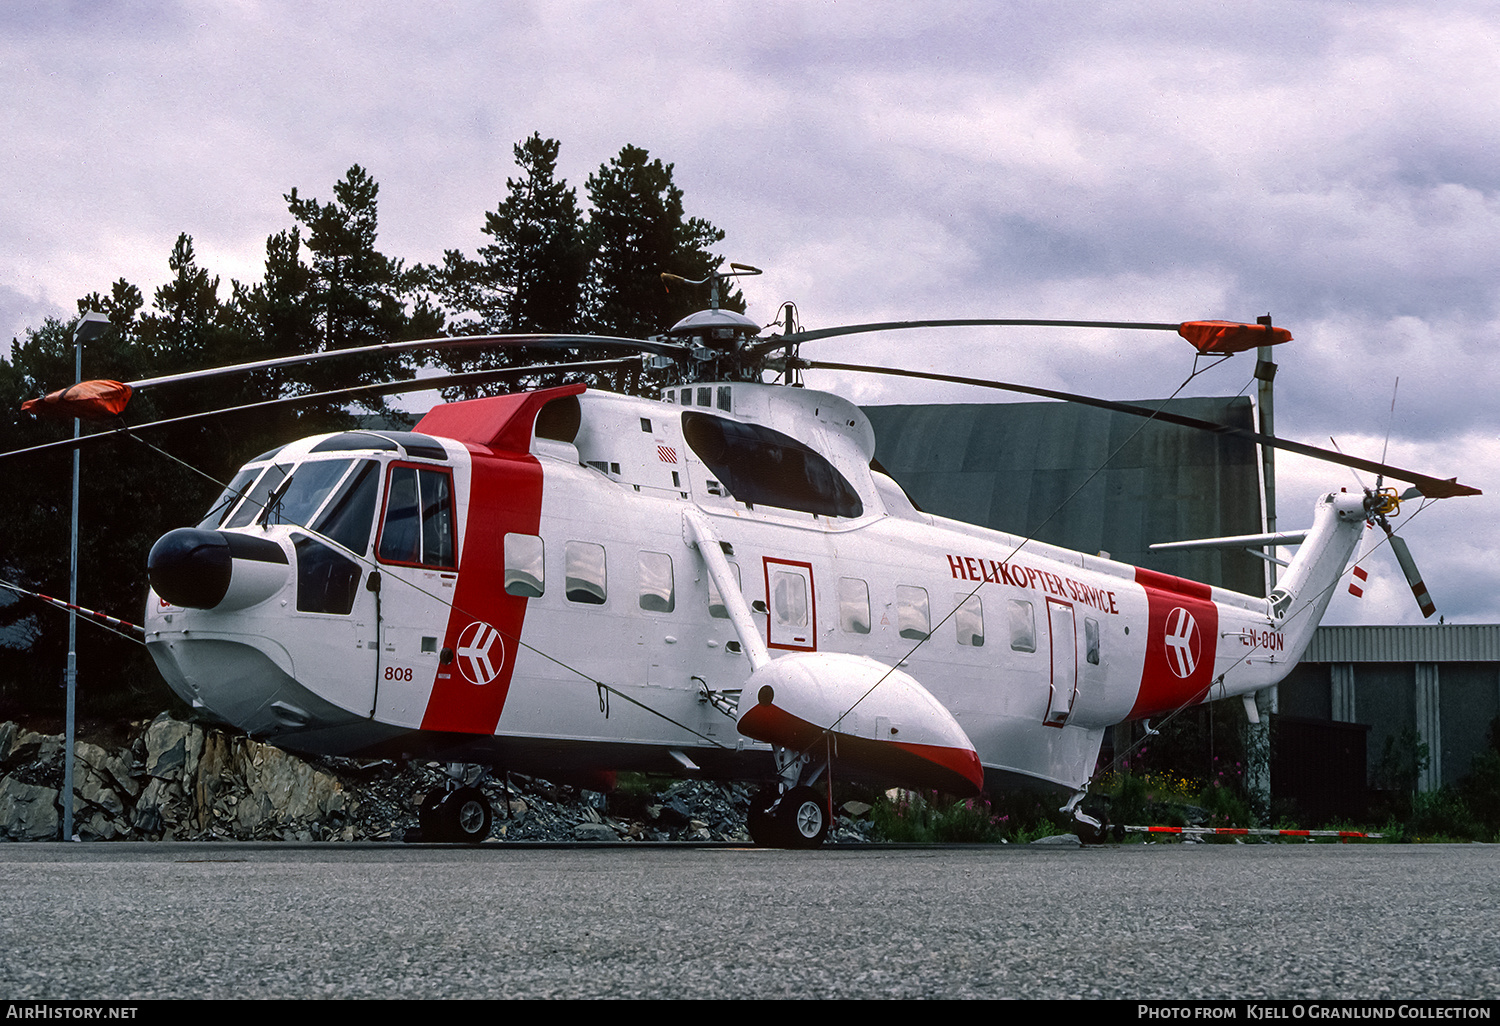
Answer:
197, 468, 260, 528
224, 463, 291, 528
261, 459, 356, 530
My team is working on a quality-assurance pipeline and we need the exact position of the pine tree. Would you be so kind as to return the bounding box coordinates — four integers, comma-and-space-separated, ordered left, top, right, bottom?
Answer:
480, 134, 589, 334
283, 165, 440, 405
430, 136, 589, 398
583, 144, 741, 341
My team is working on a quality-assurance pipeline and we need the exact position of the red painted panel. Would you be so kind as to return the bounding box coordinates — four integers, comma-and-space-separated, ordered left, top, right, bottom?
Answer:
1129, 567, 1219, 719
420, 449, 543, 734
415, 383, 584, 453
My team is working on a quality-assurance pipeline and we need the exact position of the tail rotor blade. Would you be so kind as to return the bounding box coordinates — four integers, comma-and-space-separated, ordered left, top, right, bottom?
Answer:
1379, 521, 1437, 619
1348, 521, 1376, 599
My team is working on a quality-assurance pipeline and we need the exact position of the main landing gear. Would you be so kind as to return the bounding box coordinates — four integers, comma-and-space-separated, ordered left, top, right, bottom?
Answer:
746, 746, 832, 848
1061, 783, 1110, 846
416, 765, 494, 844
747, 785, 830, 848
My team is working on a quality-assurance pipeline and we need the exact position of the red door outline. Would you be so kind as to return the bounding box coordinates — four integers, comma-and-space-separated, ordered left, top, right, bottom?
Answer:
763, 557, 817, 652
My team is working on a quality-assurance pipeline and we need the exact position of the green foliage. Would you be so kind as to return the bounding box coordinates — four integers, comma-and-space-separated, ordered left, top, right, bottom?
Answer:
1096, 770, 1196, 829
583, 144, 742, 342
426, 136, 739, 398
1457, 717, 1500, 832
431, 134, 591, 398
1372, 727, 1430, 820
869, 789, 1069, 844
1407, 787, 1481, 842
283, 165, 439, 402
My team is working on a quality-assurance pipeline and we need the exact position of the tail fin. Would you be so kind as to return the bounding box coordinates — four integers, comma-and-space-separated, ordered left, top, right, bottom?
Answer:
1267, 491, 1368, 656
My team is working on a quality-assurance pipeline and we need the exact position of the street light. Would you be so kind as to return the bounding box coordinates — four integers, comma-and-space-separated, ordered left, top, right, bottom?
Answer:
62, 310, 111, 841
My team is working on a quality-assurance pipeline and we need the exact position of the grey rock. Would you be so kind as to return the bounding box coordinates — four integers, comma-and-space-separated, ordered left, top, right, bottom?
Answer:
0, 775, 60, 840
142, 713, 203, 782
573, 822, 620, 841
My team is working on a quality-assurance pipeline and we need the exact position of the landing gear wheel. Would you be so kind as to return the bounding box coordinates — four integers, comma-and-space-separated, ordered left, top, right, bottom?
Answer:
417, 789, 446, 842
746, 786, 781, 847
440, 786, 492, 844
779, 785, 829, 848
1074, 808, 1110, 846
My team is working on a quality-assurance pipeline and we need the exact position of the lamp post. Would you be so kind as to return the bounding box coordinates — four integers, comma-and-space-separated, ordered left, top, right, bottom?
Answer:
62, 310, 111, 841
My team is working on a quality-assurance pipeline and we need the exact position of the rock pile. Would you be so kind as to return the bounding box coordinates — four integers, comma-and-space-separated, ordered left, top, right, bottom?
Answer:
0, 713, 875, 844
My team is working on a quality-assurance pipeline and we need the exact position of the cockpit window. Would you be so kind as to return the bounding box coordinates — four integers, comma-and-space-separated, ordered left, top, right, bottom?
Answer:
680, 412, 863, 519
197, 467, 260, 528
261, 459, 355, 531
224, 463, 292, 528
310, 460, 380, 555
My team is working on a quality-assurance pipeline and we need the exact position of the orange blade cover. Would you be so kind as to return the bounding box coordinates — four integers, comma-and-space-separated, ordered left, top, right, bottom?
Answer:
20, 380, 134, 420
1178, 320, 1293, 355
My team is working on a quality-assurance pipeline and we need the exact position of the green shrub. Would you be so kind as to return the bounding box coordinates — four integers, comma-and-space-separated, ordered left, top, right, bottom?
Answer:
868, 789, 1067, 843
1410, 786, 1479, 842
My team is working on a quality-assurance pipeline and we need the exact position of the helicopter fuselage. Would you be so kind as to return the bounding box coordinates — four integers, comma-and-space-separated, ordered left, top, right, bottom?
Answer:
143, 380, 1366, 796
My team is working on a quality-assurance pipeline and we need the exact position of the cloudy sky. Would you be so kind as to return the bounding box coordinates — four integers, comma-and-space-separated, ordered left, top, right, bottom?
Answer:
4, 0, 1497, 627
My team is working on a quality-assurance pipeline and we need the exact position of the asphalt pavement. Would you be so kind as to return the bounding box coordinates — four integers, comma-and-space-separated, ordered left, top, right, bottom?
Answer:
1, 840, 1497, 1001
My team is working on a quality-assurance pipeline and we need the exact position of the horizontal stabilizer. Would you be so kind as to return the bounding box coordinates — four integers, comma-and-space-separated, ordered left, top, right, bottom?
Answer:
1150, 530, 1309, 553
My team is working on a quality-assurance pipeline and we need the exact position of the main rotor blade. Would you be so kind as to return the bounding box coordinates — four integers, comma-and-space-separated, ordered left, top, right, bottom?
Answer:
805, 359, 1481, 500
749, 318, 1183, 359
125, 333, 681, 392
0, 357, 640, 462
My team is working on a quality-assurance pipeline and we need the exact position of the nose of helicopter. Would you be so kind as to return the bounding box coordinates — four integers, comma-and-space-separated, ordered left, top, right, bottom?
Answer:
148, 527, 289, 610
148, 528, 233, 608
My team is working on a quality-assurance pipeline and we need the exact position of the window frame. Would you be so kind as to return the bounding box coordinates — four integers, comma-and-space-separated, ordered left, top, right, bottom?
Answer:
374, 461, 458, 570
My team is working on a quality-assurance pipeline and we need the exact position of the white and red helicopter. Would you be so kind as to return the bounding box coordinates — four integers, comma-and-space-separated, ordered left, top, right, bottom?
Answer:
14, 266, 1481, 845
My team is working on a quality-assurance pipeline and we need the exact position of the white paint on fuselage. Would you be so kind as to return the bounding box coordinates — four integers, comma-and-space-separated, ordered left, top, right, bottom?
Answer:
145, 382, 1351, 793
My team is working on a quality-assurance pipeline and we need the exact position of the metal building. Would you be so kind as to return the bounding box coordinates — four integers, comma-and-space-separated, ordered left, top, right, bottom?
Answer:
1280, 625, 1500, 792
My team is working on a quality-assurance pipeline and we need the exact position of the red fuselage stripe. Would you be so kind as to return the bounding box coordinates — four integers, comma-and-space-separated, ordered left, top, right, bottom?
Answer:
419, 447, 543, 734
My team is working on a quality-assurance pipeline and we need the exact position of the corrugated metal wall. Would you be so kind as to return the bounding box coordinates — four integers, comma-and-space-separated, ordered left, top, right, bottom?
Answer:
1303, 624, 1500, 663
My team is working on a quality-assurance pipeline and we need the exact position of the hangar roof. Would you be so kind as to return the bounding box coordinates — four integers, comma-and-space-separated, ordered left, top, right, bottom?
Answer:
1303, 624, 1500, 663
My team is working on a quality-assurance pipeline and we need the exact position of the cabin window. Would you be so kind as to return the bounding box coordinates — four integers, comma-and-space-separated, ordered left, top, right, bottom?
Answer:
897, 585, 930, 641
1008, 599, 1036, 652
717, 386, 731, 411
638, 551, 675, 613
1085, 617, 1101, 665
377, 465, 455, 568
771, 571, 808, 629
292, 534, 361, 615
503, 533, 544, 598
708, 561, 742, 619
955, 593, 984, 647
839, 577, 870, 634
680, 411, 863, 519
565, 541, 607, 605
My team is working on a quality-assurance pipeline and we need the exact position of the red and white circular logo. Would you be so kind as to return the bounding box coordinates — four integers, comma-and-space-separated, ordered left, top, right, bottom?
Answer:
1164, 607, 1200, 679
455, 620, 506, 686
